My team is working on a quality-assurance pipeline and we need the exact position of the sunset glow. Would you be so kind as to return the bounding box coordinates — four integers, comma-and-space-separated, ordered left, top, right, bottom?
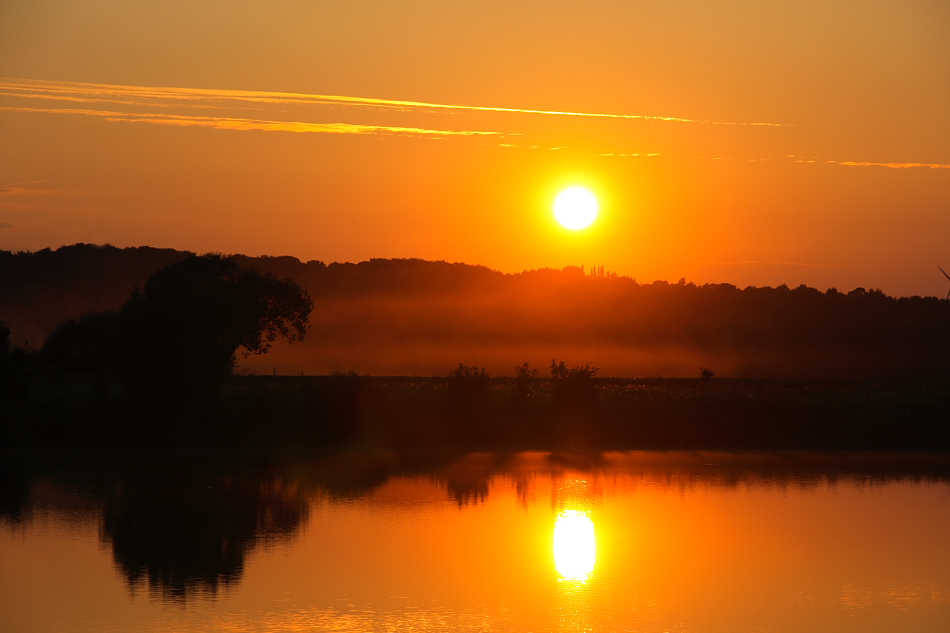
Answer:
0, 1, 945, 296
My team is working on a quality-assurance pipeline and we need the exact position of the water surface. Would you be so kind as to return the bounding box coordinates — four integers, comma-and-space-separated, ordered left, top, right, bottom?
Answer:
2, 451, 948, 632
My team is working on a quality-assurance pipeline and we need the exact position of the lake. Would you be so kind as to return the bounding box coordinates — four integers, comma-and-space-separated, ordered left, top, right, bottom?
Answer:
1, 451, 948, 632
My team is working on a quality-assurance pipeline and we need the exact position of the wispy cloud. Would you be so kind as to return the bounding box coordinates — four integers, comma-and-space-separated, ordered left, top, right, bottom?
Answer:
784, 155, 950, 170
0, 179, 52, 196
595, 153, 661, 157
0, 179, 47, 189
0, 77, 790, 127
0, 106, 500, 137
837, 161, 950, 170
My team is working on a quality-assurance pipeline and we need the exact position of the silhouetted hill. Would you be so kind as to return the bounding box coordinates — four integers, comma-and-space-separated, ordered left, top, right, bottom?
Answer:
0, 244, 190, 346
0, 244, 501, 345
3, 243, 949, 378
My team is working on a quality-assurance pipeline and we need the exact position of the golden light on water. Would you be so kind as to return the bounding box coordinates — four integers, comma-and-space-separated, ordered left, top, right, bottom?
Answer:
553, 510, 596, 582
553, 187, 599, 230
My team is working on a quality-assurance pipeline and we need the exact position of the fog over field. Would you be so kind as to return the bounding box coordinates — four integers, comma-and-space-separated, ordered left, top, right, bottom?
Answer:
3, 244, 948, 378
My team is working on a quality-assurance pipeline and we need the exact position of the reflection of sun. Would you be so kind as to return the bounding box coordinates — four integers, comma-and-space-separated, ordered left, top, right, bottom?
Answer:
554, 187, 598, 230
554, 510, 596, 582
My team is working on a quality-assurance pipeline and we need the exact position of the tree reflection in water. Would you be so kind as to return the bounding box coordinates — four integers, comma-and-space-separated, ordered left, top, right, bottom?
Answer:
97, 452, 412, 600
0, 451, 460, 602
101, 473, 308, 600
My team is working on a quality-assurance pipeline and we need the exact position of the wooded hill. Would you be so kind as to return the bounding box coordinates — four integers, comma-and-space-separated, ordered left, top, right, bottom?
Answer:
3, 243, 948, 378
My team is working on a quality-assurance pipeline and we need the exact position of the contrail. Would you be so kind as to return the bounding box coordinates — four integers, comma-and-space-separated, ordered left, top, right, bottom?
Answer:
0, 106, 501, 137
0, 77, 791, 127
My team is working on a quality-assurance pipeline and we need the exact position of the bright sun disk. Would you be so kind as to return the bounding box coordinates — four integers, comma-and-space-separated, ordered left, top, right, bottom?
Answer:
554, 187, 598, 230
553, 510, 596, 582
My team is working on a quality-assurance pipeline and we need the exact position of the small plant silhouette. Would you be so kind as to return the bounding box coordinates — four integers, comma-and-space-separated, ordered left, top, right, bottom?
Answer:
449, 363, 489, 381
513, 362, 539, 399
700, 367, 715, 380
550, 359, 599, 380
516, 362, 538, 380
447, 363, 491, 399
549, 359, 600, 405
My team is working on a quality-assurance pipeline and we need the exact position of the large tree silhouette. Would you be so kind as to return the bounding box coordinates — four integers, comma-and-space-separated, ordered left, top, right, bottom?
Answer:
115, 254, 312, 394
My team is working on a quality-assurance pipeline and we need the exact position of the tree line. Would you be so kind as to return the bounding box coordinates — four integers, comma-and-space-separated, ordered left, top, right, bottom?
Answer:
4, 243, 950, 378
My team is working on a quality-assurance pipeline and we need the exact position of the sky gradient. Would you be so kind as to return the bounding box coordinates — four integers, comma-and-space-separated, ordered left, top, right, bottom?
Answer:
1, 0, 948, 296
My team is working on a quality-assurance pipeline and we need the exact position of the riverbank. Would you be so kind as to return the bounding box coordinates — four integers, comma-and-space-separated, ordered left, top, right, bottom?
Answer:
4, 375, 949, 450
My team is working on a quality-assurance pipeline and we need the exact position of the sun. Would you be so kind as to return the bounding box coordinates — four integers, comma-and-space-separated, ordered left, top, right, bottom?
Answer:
554, 187, 598, 230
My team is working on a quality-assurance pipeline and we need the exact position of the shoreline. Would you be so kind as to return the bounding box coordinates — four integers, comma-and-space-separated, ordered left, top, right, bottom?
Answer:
5, 376, 949, 451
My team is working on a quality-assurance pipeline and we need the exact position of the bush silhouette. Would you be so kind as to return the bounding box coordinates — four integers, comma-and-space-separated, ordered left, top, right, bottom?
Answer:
549, 359, 600, 405
440, 363, 495, 445
514, 362, 539, 399
516, 362, 538, 379
447, 363, 490, 396
550, 359, 599, 381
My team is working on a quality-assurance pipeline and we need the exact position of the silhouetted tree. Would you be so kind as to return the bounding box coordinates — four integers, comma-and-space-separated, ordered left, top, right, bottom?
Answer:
0, 320, 9, 357
700, 367, 715, 380
115, 254, 313, 396
0, 320, 32, 401
41, 310, 120, 376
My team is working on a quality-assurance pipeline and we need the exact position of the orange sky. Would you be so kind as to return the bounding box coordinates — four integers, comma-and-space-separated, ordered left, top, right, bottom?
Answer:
1, 0, 948, 296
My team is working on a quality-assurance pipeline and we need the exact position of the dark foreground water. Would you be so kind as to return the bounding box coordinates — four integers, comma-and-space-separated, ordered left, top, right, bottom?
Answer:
1, 451, 949, 633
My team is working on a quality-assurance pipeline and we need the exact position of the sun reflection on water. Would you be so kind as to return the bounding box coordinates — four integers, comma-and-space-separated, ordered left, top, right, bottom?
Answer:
553, 510, 596, 582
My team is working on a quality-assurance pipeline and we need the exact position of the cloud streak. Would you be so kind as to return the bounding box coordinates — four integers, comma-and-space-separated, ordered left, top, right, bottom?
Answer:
0, 77, 790, 127
595, 153, 661, 157
0, 106, 500, 137
785, 155, 950, 170
837, 161, 950, 170
0, 179, 53, 197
